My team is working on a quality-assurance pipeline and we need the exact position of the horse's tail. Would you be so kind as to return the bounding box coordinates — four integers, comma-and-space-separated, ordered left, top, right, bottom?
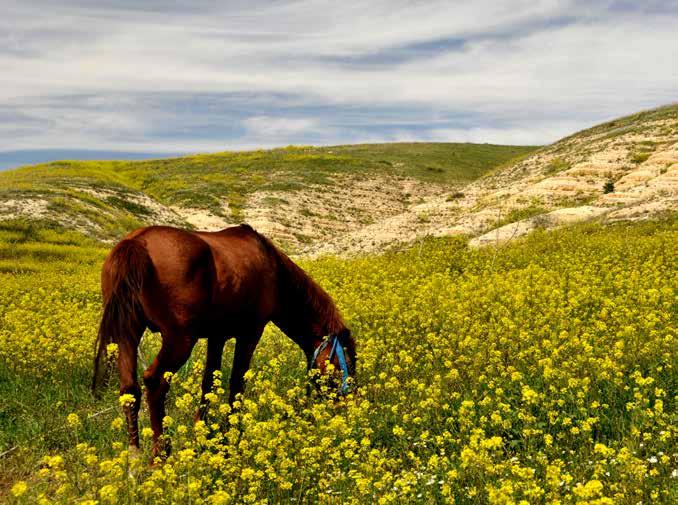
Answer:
91, 238, 151, 396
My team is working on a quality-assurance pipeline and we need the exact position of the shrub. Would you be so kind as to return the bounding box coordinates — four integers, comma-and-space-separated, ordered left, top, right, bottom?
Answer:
544, 157, 571, 175
630, 152, 650, 164
446, 191, 465, 201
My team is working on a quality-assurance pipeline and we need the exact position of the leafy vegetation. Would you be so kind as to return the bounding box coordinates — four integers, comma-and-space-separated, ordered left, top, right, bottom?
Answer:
544, 157, 571, 176
492, 204, 549, 229
446, 191, 465, 201
1, 217, 676, 503
630, 152, 651, 164
317, 143, 538, 184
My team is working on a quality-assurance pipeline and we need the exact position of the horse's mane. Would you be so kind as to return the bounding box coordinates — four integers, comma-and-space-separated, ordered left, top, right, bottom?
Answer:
244, 224, 357, 373
246, 225, 346, 335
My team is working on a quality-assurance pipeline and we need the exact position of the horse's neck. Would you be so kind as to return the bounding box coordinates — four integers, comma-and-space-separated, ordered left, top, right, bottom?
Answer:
275, 251, 342, 336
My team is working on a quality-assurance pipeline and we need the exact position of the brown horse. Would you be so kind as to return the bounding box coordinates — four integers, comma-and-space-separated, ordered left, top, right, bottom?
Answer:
91, 224, 355, 458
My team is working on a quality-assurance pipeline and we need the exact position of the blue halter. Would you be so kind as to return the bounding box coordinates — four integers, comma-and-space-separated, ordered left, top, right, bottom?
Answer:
312, 334, 351, 394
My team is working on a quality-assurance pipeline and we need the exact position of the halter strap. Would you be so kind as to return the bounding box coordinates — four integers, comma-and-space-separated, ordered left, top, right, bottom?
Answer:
312, 334, 350, 394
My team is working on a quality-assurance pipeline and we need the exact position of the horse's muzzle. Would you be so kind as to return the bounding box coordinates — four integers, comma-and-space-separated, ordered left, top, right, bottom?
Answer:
310, 334, 353, 395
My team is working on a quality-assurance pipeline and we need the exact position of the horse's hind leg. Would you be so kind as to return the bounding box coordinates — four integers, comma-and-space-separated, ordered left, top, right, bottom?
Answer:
142, 333, 196, 460
195, 336, 227, 422
118, 332, 142, 450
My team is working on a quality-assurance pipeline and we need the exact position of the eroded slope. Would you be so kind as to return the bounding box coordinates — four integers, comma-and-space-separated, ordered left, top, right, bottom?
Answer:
308, 104, 678, 255
0, 143, 534, 252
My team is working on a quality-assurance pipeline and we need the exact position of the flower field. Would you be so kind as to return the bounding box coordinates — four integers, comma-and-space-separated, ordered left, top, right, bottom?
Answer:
1, 217, 676, 503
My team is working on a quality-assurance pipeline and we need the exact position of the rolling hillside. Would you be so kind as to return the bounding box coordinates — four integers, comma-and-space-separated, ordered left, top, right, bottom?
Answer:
1, 104, 677, 255
0, 143, 534, 251
310, 104, 678, 254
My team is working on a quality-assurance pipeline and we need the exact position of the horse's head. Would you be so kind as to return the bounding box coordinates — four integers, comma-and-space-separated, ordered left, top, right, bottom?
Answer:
309, 328, 356, 395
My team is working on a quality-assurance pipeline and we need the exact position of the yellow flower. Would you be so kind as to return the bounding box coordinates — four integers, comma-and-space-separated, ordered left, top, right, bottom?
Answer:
99, 484, 117, 503
392, 426, 405, 437
2, 214, 676, 503
573, 479, 604, 499
66, 413, 81, 429
209, 490, 231, 504
118, 394, 136, 407
11, 481, 28, 497
106, 343, 118, 358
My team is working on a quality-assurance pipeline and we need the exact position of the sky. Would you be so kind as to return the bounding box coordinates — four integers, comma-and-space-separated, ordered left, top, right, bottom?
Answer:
1, 0, 677, 169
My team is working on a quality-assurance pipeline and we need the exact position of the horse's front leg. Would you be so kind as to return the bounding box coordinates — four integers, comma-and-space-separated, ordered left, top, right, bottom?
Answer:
142, 334, 196, 461
229, 332, 262, 405
195, 336, 227, 422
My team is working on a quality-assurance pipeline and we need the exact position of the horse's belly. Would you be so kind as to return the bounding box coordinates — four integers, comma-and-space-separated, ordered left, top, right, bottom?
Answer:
210, 281, 276, 328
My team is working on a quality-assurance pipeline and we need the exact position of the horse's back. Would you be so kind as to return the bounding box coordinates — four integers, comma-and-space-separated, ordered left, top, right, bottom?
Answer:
119, 225, 277, 334
195, 225, 279, 323
128, 226, 210, 281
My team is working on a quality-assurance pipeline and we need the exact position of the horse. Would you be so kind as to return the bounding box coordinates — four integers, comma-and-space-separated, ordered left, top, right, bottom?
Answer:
91, 223, 356, 459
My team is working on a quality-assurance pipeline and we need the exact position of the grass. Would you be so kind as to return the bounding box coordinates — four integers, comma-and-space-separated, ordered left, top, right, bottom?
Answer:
543, 157, 571, 176
317, 143, 538, 184
630, 152, 651, 164
446, 191, 465, 201
492, 204, 549, 229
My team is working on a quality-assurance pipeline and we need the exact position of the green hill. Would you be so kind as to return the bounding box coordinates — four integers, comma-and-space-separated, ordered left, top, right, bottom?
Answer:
0, 143, 537, 245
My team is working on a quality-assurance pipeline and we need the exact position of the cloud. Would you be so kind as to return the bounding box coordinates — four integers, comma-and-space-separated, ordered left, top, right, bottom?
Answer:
0, 0, 676, 159
428, 123, 583, 146
243, 116, 320, 141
